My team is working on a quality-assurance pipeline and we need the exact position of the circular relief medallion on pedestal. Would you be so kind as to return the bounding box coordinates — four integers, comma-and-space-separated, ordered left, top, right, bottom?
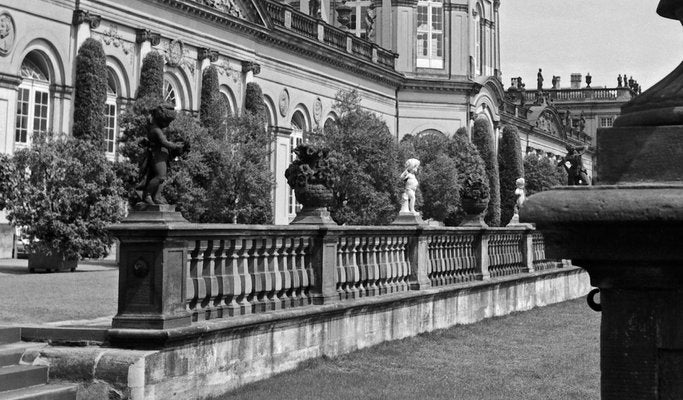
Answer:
279, 89, 290, 117
167, 39, 184, 67
0, 13, 16, 57
313, 97, 323, 123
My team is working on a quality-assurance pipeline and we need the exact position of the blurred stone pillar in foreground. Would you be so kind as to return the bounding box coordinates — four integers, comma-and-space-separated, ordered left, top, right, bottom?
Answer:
521, 2, 683, 399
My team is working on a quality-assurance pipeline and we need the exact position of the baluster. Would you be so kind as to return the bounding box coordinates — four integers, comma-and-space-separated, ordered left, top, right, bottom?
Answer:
345, 236, 360, 299
288, 237, 302, 307
192, 240, 208, 321
366, 237, 379, 296
212, 240, 227, 318
385, 236, 397, 293
336, 237, 348, 300
200, 240, 217, 320
239, 238, 254, 315
436, 236, 445, 286
270, 237, 283, 310
299, 237, 312, 305
186, 240, 200, 318
398, 236, 410, 291
444, 235, 454, 285
354, 237, 367, 296
275, 236, 290, 309
224, 239, 242, 317
251, 238, 267, 313
376, 236, 388, 295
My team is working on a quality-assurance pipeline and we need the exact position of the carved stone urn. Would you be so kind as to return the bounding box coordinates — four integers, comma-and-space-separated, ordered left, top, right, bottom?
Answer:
459, 175, 490, 227
285, 144, 336, 225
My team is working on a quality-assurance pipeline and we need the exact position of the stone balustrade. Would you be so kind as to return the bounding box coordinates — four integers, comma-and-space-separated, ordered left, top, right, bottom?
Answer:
110, 218, 559, 330
264, 0, 397, 69
523, 87, 634, 103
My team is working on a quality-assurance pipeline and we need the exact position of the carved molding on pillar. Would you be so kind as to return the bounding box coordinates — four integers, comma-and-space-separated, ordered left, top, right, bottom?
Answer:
390, 0, 418, 7
72, 10, 102, 29
0, 73, 21, 89
135, 29, 162, 46
198, 48, 220, 62
241, 61, 261, 75
445, 3, 469, 12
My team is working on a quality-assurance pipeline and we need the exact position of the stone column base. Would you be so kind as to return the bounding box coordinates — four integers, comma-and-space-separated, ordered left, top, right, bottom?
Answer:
290, 207, 335, 225
391, 212, 425, 225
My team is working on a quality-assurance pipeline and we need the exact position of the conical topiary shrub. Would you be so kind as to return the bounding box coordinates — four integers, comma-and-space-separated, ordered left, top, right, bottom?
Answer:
72, 38, 107, 149
498, 125, 524, 225
471, 118, 501, 226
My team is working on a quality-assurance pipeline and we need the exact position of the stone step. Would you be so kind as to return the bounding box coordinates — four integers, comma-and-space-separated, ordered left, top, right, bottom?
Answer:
0, 327, 21, 345
0, 383, 78, 400
0, 365, 48, 392
0, 343, 46, 367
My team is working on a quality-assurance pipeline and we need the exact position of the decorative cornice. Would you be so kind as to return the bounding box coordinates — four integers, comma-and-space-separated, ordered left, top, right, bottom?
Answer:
0, 73, 21, 89
400, 78, 481, 95
391, 0, 418, 7
445, 3, 469, 12
136, 29, 162, 46
72, 10, 101, 29
198, 48, 220, 62
241, 61, 261, 75
484, 19, 495, 28
493, 0, 500, 11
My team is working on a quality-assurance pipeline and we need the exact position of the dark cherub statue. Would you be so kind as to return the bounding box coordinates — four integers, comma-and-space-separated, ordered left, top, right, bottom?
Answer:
135, 103, 188, 207
560, 145, 591, 186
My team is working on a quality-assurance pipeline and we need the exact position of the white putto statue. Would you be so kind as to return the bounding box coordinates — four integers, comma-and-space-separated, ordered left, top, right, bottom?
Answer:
507, 177, 531, 227
399, 158, 420, 215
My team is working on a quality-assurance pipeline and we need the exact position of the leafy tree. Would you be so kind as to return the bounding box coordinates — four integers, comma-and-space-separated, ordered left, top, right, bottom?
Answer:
471, 118, 501, 226
3, 133, 124, 260
524, 154, 566, 196
498, 125, 524, 225
200, 66, 225, 134
443, 127, 487, 226
399, 134, 459, 223
164, 113, 273, 223
309, 89, 400, 225
72, 38, 107, 148
137, 52, 164, 101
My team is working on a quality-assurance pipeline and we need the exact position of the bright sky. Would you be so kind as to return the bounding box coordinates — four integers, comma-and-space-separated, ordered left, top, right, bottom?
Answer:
499, 0, 683, 90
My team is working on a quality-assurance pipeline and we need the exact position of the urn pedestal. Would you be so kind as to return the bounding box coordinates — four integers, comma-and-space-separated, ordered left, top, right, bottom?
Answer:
290, 184, 335, 225
459, 198, 489, 227
521, 4, 683, 397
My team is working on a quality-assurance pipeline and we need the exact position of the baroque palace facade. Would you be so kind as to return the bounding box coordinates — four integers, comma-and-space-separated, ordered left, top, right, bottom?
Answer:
0, 0, 634, 249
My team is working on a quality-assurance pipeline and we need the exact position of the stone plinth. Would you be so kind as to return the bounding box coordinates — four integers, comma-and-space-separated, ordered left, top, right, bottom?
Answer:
391, 212, 425, 225
289, 206, 335, 225
110, 206, 193, 330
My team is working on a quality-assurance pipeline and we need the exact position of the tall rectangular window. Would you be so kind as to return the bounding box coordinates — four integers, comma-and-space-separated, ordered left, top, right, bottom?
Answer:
417, 0, 443, 69
104, 102, 117, 155
288, 134, 303, 217
15, 85, 49, 147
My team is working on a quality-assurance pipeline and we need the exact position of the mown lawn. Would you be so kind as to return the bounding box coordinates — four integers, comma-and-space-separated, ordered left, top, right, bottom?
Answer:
0, 259, 118, 324
220, 298, 600, 400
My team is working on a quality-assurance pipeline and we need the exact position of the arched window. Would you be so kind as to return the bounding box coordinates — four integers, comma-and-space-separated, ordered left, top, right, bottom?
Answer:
163, 77, 179, 110
15, 52, 51, 148
288, 110, 307, 218
416, 0, 443, 68
104, 68, 119, 157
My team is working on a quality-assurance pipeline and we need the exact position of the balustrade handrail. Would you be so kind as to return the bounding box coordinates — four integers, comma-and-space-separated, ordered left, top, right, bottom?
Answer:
261, 0, 397, 70
110, 220, 561, 330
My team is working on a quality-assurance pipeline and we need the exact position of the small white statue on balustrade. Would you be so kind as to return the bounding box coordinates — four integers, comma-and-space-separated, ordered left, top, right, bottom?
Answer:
400, 158, 420, 215
508, 177, 532, 227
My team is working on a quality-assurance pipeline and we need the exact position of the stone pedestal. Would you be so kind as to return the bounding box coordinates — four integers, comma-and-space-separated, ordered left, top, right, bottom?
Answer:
521, 5, 683, 395
290, 206, 335, 225
110, 205, 192, 330
391, 212, 425, 225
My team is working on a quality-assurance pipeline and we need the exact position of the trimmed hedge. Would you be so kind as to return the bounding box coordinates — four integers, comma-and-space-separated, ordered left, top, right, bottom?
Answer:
199, 66, 226, 135
498, 125, 524, 225
137, 51, 164, 101
72, 38, 107, 148
471, 118, 501, 226
244, 82, 267, 121
443, 127, 487, 226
